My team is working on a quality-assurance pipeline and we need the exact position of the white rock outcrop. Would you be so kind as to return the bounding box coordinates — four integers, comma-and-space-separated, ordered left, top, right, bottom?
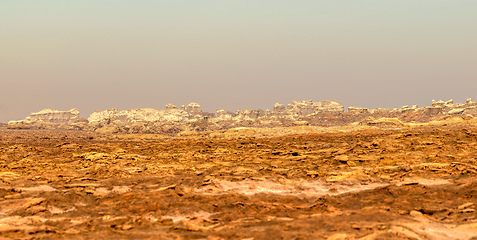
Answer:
88, 108, 190, 125
8, 108, 83, 129
30, 108, 80, 124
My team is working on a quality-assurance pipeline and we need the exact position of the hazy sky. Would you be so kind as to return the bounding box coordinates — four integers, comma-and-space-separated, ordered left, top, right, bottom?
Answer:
1, 1, 476, 122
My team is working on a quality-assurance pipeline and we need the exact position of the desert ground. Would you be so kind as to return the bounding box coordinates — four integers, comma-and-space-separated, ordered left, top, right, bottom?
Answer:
2, 123, 477, 240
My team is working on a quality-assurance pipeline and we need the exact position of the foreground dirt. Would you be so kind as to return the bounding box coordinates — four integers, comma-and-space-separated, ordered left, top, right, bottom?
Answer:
1, 125, 477, 240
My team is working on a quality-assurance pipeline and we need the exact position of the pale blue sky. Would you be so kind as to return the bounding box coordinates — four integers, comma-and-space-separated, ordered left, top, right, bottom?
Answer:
1, 1, 476, 122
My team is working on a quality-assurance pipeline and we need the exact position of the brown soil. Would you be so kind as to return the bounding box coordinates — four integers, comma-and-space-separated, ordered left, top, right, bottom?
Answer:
2, 125, 477, 240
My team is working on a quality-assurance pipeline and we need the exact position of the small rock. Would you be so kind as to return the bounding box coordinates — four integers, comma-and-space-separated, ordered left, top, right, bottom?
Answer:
121, 224, 134, 230
25, 205, 47, 215
174, 218, 216, 231
409, 210, 424, 217
19, 185, 57, 192
112, 186, 131, 194
347, 161, 357, 167
334, 155, 349, 163
458, 202, 474, 210
64, 228, 81, 234
48, 206, 65, 214
152, 185, 176, 192
327, 233, 353, 240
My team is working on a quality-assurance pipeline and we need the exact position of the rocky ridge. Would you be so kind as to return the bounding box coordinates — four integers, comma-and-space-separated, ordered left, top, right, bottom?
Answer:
7, 98, 477, 134
7, 108, 88, 130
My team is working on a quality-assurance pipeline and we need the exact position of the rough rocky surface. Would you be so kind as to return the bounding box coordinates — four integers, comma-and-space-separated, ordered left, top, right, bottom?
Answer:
2, 118, 477, 239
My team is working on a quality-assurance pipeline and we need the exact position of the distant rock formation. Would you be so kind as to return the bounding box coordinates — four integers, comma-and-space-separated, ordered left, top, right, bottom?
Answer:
7, 108, 86, 130
268, 100, 344, 117
235, 109, 265, 120
7, 98, 477, 134
286, 100, 344, 115
30, 108, 80, 124
187, 102, 202, 115
273, 103, 286, 112
88, 108, 191, 134
165, 103, 177, 110
216, 109, 233, 120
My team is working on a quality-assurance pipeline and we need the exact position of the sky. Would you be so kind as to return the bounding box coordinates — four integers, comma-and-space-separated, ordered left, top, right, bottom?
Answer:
1, 1, 476, 122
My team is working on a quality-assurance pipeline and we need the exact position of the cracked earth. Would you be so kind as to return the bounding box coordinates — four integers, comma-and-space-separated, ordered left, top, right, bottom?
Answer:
2, 124, 477, 239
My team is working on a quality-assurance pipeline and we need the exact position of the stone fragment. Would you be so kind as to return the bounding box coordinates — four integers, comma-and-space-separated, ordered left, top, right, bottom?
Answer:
18, 185, 57, 192
112, 186, 131, 194
458, 202, 474, 210
334, 155, 349, 163
121, 224, 134, 230
327, 233, 353, 240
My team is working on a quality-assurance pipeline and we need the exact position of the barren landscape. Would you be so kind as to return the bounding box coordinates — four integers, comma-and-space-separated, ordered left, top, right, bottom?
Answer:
2, 113, 477, 239
3, 0, 476, 239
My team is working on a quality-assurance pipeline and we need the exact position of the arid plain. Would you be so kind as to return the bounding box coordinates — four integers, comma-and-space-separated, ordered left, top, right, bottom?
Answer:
2, 120, 477, 239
